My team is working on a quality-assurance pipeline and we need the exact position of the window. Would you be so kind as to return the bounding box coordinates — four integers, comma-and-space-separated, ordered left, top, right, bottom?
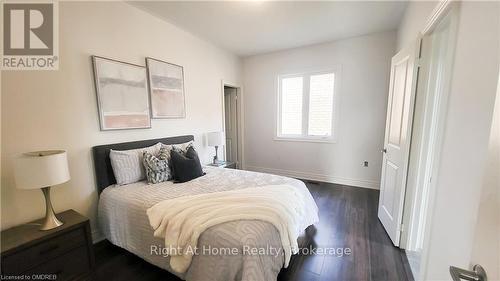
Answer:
280, 76, 303, 135
277, 69, 338, 142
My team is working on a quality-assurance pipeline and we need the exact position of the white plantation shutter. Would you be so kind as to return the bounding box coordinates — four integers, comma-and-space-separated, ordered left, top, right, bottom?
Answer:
280, 77, 303, 135
308, 73, 335, 136
278, 69, 338, 141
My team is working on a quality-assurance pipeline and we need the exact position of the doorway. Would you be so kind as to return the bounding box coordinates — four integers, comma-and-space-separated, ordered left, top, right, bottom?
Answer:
377, 2, 459, 279
399, 3, 459, 279
223, 85, 241, 168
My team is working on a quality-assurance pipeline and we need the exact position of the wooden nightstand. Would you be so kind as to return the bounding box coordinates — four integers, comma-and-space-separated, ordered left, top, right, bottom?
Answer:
207, 161, 237, 169
1, 209, 95, 280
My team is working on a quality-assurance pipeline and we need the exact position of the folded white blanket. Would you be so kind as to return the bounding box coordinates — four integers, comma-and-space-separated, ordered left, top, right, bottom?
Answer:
147, 184, 319, 273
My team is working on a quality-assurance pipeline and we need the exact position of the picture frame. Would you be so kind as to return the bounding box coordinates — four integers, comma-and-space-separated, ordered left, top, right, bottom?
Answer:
92, 56, 151, 131
146, 57, 186, 119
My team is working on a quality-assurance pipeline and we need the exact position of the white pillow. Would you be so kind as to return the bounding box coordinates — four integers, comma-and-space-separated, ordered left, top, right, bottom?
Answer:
160, 141, 194, 161
110, 143, 162, 185
161, 141, 194, 154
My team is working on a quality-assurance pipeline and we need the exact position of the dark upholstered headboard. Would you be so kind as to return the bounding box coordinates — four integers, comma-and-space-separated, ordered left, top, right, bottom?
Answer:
92, 135, 194, 194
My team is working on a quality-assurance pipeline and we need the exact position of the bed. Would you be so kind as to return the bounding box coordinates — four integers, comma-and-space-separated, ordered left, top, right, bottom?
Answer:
93, 136, 318, 281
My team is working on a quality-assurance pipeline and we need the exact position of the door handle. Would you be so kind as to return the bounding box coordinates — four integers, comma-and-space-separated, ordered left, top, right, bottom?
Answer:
381, 148, 387, 153
450, 264, 487, 281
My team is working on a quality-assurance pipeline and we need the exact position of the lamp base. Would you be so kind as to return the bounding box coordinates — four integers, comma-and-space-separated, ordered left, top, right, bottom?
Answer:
40, 186, 63, 231
213, 146, 219, 164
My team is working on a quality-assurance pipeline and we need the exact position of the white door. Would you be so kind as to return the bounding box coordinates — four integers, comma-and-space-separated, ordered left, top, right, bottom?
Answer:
224, 87, 238, 165
378, 41, 420, 246
468, 76, 500, 281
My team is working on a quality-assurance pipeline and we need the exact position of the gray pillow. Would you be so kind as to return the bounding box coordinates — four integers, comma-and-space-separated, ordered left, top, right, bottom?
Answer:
170, 146, 204, 183
160, 141, 194, 176
109, 143, 161, 185
143, 146, 171, 184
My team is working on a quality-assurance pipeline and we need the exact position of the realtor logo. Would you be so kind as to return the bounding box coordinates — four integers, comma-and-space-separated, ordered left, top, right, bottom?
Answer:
2, 2, 59, 70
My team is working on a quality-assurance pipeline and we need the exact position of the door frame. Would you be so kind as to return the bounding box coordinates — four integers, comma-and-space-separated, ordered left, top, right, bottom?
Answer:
399, 0, 460, 279
221, 80, 244, 169
400, 1, 460, 251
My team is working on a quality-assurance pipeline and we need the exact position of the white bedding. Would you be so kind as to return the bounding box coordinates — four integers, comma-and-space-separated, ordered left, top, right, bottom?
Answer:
98, 166, 319, 281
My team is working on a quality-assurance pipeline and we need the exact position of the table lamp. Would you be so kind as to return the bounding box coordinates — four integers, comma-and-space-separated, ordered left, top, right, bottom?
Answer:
13, 150, 70, 230
207, 132, 225, 164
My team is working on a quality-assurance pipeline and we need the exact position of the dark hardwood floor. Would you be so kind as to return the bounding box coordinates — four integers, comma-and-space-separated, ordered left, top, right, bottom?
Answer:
94, 181, 413, 281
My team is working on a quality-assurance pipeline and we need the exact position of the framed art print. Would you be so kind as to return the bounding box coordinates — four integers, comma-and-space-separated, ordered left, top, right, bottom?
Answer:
92, 56, 151, 130
146, 57, 186, 119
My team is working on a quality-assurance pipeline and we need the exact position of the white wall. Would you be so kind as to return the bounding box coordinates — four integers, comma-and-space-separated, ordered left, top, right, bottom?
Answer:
398, 1, 500, 280
242, 31, 396, 189
0, 2, 242, 238
397, 1, 439, 50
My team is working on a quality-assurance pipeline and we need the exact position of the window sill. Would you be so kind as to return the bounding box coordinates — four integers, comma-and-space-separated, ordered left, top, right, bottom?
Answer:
274, 137, 337, 144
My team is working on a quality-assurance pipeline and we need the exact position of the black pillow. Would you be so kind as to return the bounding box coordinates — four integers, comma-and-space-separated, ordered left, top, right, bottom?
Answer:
170, 146, 204, 183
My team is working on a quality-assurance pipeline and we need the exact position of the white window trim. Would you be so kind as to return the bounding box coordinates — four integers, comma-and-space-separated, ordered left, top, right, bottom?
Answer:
275, 66, 341, 143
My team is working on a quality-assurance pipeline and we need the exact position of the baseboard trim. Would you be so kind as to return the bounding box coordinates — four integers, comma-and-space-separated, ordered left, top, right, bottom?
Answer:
92, 229, 105, 244
245, 165, 380, 190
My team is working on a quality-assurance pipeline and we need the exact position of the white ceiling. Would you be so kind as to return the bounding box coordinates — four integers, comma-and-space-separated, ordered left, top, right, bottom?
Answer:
130, 1, 407, 57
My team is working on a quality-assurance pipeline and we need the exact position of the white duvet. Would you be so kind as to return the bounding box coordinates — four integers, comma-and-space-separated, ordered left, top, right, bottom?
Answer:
99, 167, 320, 281
147, 184, 319, 273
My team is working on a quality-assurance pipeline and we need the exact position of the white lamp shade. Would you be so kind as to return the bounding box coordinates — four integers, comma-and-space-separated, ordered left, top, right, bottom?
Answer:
13, 150, 70, 190
207, 132, 225, 147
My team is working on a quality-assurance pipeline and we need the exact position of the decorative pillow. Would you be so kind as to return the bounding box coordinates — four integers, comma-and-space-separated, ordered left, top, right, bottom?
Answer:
161, 141, 194, 176
161, 141, 194, 154
143, 146, 171, 184
109, 143, 161, 185
170, 146, 204, 183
